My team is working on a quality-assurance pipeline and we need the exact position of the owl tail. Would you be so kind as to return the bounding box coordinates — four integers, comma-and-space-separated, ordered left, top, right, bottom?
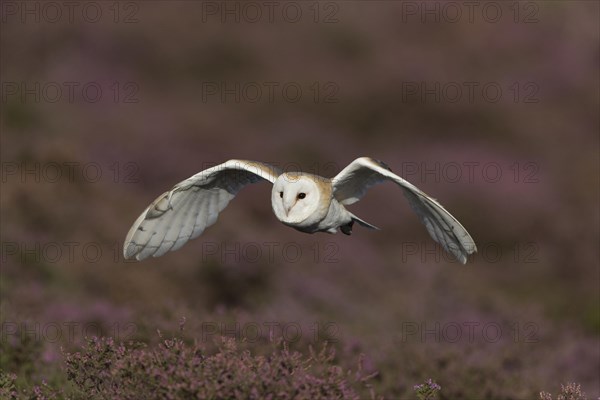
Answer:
341, 212, 380, 235
351, 214, 380, 230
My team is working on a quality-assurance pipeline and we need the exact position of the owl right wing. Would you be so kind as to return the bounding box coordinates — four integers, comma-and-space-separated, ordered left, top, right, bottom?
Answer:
123, 160, 281, 261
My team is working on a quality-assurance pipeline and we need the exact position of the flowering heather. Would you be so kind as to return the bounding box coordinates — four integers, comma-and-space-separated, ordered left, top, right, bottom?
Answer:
61, 335, 376, 399
414, 378, 442, 400
0, 371, 62, 399
540, 383, 588, 400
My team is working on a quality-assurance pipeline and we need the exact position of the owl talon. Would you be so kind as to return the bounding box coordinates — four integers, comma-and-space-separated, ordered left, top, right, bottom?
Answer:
341, 221, 354, 235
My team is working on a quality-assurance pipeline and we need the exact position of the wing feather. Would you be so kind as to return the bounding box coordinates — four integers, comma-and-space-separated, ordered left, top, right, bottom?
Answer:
153, 188, 198, 257
124, 160, 281, 261
331, 157, 476, 264
171, 189, 203, 252
131, 191, 185, 260
190, 194, 211, 240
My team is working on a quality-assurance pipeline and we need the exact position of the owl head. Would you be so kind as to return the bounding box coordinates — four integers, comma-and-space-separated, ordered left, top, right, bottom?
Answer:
271, 173, 328, 226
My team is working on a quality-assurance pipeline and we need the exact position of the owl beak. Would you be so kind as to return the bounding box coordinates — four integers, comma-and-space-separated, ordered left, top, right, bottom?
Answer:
282, 196, 298, 217
284, 198, 298, 216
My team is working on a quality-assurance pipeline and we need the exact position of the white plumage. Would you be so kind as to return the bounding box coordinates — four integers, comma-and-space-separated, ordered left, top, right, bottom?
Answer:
123, 157, 477, 263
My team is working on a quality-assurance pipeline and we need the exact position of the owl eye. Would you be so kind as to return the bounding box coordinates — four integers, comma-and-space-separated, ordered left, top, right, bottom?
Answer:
298, 193, 306, 199
279, 192, 283, 198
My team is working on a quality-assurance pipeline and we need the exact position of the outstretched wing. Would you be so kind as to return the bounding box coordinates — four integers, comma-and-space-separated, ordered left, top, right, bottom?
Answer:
331, 157, 477, 264
123, 160, 281, 261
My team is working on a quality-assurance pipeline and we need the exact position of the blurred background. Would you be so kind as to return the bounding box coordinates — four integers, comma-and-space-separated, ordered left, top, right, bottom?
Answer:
1, 1, 598, 398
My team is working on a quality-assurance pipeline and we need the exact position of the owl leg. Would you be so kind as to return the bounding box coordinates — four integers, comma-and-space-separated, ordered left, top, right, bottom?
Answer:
340, 220, 354, 235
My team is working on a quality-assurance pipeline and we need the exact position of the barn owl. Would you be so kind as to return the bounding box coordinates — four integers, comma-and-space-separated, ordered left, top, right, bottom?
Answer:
123, 157, 477, 263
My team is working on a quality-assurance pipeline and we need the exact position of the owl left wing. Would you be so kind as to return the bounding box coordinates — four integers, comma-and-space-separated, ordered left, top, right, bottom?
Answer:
331, 157, 477, 264
123, 160, 281, 261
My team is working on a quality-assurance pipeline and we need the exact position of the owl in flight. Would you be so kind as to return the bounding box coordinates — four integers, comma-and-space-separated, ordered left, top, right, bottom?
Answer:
123, 157, 477, 263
